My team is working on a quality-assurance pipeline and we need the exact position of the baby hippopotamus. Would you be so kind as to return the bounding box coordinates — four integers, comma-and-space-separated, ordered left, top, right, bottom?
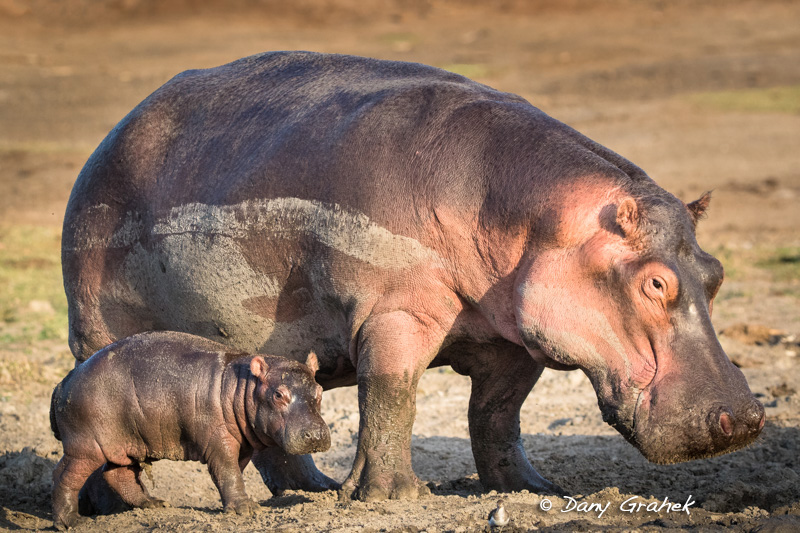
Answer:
49, 331, 331, 530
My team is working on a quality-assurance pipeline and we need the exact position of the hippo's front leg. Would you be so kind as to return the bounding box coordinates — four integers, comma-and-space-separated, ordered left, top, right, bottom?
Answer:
251, 448, 339, 496
340, 310, 443, 501
206, 443, 259, 515
454, 342, 563, 494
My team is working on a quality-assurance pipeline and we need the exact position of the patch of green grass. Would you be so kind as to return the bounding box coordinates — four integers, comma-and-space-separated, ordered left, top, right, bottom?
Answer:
717, 288, 748, 302
756, 247, 800, 283
0, 225, 68, 345
378, 32, 419, 45
688, 85, 800, 114
439, 63, 489, 79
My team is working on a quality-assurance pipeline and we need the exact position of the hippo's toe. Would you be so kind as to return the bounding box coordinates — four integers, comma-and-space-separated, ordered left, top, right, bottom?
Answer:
224, 498, 260, 516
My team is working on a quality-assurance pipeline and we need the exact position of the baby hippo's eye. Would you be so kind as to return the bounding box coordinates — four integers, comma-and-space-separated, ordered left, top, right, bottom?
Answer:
272, 386, 292, 404
652, 279, 663, 291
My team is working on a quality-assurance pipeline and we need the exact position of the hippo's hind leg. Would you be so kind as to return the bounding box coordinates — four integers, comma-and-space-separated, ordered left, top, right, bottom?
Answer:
252, 449, 339, 496
52, 454, 104, 530
100, 463, 170, 510
453, 341, 563, 494
78, 466, 130, 516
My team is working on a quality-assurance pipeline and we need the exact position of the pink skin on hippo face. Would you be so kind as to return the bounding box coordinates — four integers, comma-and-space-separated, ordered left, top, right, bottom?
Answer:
512, 184, 764, 463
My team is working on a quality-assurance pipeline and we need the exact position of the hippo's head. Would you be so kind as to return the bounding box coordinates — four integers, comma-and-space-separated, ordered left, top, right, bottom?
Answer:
248, 353, 331, 455
513, 183, 764, 464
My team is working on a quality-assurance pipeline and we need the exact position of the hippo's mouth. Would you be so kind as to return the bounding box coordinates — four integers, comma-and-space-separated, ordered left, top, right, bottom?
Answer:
625, 360, 765, 465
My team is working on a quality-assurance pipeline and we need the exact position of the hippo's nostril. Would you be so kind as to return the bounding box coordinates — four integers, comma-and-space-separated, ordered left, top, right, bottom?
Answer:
748, 402, 766, 433
742, 401, 765, 432
718, 411, 733, 436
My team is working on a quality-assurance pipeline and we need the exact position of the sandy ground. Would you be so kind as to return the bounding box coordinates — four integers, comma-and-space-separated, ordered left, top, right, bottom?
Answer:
1, 1, 799, 531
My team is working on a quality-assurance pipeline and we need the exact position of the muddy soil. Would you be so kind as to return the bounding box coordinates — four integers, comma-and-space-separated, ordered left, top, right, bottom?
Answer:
1, 1, 799, 531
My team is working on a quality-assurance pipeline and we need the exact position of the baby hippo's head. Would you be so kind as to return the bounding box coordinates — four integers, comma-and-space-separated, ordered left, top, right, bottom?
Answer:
248, 352, 331, 455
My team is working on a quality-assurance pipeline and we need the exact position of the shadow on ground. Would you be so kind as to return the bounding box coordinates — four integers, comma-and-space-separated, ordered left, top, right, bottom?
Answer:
419, 423, 800, 513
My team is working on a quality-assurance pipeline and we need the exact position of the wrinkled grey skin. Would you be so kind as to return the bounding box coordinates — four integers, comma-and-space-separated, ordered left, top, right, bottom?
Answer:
62, 51, 763, 502
49, 331, 329, 530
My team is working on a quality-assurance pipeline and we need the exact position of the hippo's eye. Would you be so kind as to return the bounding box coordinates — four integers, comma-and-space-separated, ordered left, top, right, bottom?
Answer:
641, 265, 677, 307
273, 385, 292, 405
643, 276, 668, 302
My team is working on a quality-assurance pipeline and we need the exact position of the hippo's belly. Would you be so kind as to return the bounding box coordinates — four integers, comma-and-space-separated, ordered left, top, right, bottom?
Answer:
100, 197, 441, 370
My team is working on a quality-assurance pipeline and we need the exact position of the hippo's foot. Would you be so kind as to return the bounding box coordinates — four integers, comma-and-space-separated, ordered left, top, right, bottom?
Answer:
479, 452, 565, 495
339, 469, 430, 502
223, 497, 260, 516
252, 448, 339, 496
53, 514, 88, 531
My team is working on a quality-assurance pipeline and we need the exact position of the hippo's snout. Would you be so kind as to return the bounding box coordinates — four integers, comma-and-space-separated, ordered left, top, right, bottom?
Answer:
283, 422, 331, 455
301, 426, 332, 454
629, 353, 765, 465
709, 400, 765, 450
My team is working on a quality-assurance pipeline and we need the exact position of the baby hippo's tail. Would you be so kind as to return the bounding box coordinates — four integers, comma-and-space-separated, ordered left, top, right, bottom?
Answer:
50, 369, 75, 441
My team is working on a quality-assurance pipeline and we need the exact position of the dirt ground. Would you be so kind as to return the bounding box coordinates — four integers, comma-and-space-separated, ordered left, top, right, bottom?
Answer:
1, 1, 799, 531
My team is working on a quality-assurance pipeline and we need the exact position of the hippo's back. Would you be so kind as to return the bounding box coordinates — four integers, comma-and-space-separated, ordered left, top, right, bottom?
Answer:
64, 51, 528, 219
61, 52, 632, 372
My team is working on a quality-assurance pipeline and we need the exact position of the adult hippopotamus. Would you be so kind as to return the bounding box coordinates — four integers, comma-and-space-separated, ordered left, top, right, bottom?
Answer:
62, 51, 764, 501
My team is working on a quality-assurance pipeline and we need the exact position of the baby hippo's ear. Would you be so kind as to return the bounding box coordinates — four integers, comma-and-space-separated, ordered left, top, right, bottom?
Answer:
250, 356, 269, 380
305, 352, 319, 376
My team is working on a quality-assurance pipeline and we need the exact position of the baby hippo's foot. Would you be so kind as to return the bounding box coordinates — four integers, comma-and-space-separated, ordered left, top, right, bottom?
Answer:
224, 497, 260, 516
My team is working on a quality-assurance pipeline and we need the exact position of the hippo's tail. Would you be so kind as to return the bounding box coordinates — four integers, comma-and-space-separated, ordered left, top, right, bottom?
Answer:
50, 369, 75, 441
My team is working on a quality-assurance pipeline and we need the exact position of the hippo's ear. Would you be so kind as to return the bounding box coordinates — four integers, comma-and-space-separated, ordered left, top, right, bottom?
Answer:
686, 191, 712, 227
616, 198, 640, 238
249, 356, 269, 381
304, 352, 319, 376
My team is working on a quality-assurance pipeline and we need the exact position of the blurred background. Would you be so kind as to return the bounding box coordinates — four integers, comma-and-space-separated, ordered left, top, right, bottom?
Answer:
0, 1, 798, 530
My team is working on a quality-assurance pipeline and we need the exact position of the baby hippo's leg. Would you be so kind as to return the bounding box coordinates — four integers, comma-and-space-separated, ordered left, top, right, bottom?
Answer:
79, 466, 129, 515
102, 463, 170, 509
207, 445, 260, 515
52, 454, 104, 530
